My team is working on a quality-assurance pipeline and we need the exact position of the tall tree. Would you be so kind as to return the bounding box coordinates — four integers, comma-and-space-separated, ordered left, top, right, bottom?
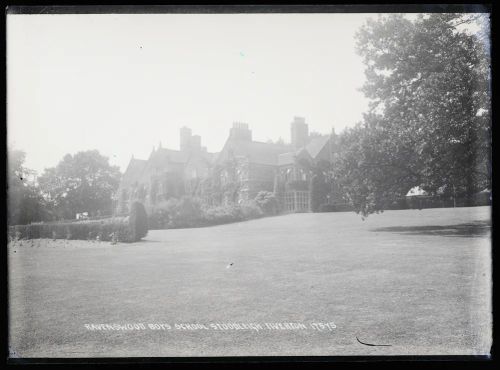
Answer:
7, 148, 48, 225
334, 13, 491, 216
38, 150, 121, 220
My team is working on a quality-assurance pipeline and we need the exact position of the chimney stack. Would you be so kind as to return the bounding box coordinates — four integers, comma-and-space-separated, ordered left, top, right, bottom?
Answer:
180, 126, 192, 152
229, 122, 252, 141
291, 116, 309, 149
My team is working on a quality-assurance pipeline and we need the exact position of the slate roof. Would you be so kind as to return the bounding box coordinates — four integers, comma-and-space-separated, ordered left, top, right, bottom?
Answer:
122, 147, 218, 187
304, 135, 331, 159
277, 152, 296, 166
149, 148, 190, 165
216, 139, 292, 166
217, 135, 332, 167
278, 148, 313, 166
121, 158, 147, 187
277, 136, 330, 166
120, 130, 333, 190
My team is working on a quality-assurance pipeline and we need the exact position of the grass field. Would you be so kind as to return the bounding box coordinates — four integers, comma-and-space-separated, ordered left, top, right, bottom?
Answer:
8, 206, 491, 357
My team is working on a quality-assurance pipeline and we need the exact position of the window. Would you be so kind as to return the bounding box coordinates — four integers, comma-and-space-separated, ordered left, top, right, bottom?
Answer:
283, 167, 292, 182
296, 191, 310, 211
284, 191, 310, 212
284, 192, 295, 212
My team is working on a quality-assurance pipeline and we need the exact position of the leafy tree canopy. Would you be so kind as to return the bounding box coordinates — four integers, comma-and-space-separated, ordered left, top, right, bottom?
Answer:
7, 148, 48, 225
38, 150, 121, 220
334, 13, 491, 216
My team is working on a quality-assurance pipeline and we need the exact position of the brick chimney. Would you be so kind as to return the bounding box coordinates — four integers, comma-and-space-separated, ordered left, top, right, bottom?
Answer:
229, 122, 252, 141
180, 126, 192, 152
291, 116, 309, 149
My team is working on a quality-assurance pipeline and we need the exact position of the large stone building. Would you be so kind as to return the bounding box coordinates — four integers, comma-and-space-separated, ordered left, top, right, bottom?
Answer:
116, 116, 337, 214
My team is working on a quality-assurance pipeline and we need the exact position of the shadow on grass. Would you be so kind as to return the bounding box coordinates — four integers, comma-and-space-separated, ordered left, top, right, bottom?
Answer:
138, 239, 161, 243
371, 221, 491, 238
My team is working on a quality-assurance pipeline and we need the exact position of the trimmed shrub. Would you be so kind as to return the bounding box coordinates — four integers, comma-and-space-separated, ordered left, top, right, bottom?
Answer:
254, 191, 279, 215
8, 214, 146, 243
128, 201, 148, 241
240, 200, 264, 219
202, 204, 243, 225
149, 197, 204, 229
148, 197, 265, 229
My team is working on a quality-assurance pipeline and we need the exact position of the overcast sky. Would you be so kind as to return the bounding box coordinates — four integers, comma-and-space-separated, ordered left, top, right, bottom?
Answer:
8, 13, 382, 173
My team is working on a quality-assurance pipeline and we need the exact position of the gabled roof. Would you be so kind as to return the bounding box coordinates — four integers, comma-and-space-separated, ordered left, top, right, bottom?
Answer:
304, 135, 331, 159
121, 158, 147, 187
277, 136, 330, 166
185, 151, 219, 168
277, 152, 295, 166
216, 139, 291, 166
150, 148, 190, 165
278, 147, 313, 166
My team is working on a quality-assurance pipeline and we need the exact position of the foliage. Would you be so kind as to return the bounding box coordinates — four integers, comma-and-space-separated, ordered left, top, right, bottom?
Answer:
203, 200, 264, 226
148, 197, 264, 229
239, 201, 265, 219
174, 196, 203, 226
202, 204, 241, 225
38, 150, 122, 220
8, 216, 138, 243
128, 202, 148, 241
293, 157, 333, 212
7, 148, 53, 225
254, 191, 279, 215
199, 161, 242, 205
335, 14, 491, 216
310, 160, 332, 212
149, 197, 204, 229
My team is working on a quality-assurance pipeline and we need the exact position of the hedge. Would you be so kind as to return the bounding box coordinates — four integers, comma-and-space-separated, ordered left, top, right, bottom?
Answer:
203, 202, 264, 226
9, 203, 148, 243
149, 197, 264, 229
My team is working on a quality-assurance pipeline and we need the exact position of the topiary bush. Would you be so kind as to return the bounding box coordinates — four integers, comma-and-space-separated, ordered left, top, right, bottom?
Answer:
128, 201, 148, 241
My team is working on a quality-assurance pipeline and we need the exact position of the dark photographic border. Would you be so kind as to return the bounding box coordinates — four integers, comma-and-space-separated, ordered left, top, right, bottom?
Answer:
2, 1, 495, 367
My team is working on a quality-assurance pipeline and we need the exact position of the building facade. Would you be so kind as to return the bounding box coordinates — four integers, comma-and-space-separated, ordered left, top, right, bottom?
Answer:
116, 117, 338, 214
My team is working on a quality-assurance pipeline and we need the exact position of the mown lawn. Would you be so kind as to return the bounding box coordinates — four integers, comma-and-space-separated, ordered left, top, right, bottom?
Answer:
8, 206, 491, 357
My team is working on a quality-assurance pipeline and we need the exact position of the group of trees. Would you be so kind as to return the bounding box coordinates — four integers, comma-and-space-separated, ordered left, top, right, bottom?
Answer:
333, 13, 491, 216
7, 14, 491, 224
7, 150, 49, 225
7, 149, 121, 225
